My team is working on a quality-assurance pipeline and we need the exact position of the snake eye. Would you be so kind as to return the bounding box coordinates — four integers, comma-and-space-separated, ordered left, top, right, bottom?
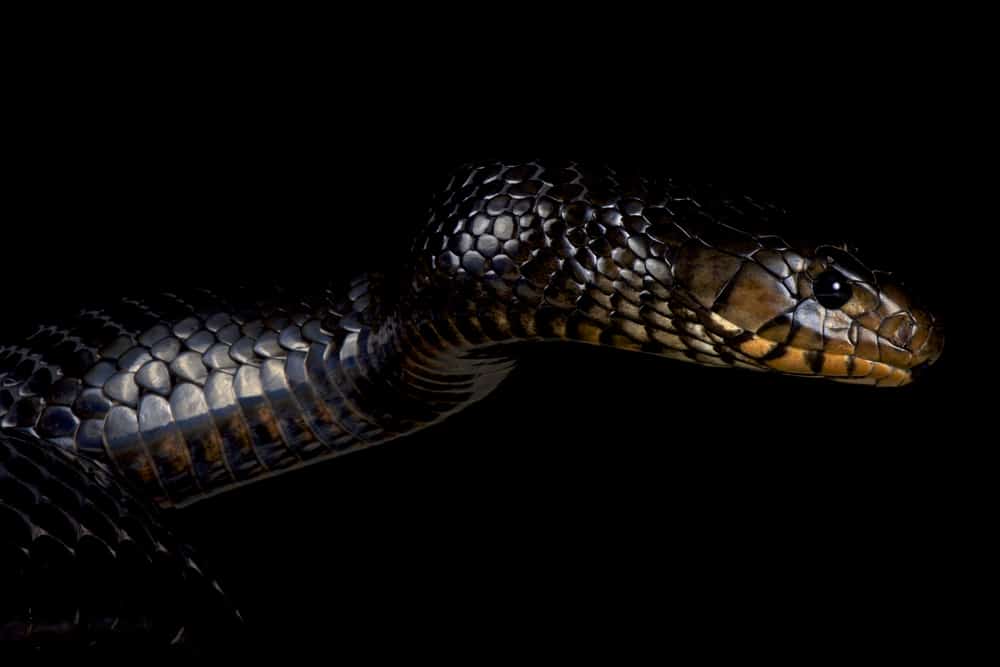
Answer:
814, 270, 853, 309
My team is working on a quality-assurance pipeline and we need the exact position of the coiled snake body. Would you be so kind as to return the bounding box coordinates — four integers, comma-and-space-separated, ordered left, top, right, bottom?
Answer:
0, 160, 943, 649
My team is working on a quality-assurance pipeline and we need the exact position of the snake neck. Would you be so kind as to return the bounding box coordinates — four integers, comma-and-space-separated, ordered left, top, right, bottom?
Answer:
0, 277, 522, 509
329, 273, 518, 441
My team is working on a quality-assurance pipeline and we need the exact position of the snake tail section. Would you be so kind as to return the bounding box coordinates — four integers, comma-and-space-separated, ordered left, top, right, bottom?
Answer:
0, 429, 243, 651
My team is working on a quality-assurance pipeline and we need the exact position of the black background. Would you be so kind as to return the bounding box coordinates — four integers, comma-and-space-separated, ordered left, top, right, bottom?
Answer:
4, 35, 976, 659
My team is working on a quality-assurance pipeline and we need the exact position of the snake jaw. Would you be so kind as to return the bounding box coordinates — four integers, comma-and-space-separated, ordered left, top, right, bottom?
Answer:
709, 328, 915, 387
726, 309, 944, 387
706, 312, 943, 387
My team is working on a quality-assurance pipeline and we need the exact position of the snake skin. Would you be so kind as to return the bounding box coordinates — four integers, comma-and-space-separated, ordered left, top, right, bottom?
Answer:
0, 159, 944, 647
0, 429, 241, 650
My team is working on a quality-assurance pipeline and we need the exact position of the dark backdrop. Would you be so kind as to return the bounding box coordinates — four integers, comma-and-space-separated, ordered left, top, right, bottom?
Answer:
5, 58, 968, 658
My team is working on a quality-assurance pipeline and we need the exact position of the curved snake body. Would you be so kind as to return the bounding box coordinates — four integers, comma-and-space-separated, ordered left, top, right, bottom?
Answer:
0, 160, 944, 648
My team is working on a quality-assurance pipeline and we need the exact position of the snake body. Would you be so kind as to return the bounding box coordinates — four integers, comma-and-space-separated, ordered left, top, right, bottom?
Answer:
0, 160, 943, 648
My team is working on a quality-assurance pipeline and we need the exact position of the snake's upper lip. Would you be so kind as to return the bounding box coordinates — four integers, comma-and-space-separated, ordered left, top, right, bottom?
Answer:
875, 333, 944, 385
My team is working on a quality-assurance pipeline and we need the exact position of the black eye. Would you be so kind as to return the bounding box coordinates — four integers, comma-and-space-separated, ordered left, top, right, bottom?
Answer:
814, 270, 853, 309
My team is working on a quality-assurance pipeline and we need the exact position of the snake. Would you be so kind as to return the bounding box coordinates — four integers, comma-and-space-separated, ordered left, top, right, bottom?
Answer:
0, 159, 943, 650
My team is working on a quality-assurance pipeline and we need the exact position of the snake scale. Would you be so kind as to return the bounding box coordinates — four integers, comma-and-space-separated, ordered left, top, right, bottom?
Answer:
0, 159, 943, 650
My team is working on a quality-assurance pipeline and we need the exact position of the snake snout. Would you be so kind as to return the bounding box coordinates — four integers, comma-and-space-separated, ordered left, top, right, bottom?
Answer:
868, 273, 945, 374
907, 323, 945, 381
906, 315, 945, 369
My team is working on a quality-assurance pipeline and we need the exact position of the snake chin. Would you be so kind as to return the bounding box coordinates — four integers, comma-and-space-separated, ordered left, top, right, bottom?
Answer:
766, 346, 912, 386
720, 332, 922, 388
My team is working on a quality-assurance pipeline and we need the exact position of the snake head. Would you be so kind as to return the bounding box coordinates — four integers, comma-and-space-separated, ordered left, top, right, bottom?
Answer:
670, 237, 944, 387
414, 160, 943, 388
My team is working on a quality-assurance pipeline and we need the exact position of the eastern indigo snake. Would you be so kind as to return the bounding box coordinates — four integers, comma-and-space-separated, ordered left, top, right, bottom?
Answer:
0, 159, 944, 649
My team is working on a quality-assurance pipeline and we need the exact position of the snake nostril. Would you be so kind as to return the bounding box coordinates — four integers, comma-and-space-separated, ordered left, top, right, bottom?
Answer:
879, 313, 917, 350
895, 320, 916, 349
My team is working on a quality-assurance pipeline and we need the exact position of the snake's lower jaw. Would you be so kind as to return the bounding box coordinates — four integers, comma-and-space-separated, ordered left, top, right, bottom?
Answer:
774, 347, 915, 386
714, 301, 944, 386
723, 332, 936, 387
828, 360, 915, 387
804, 346, 945, 388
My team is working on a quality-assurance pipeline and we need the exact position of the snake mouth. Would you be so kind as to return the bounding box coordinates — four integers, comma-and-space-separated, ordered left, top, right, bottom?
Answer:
730, 335, 916, 387
826, 357, 914, 387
